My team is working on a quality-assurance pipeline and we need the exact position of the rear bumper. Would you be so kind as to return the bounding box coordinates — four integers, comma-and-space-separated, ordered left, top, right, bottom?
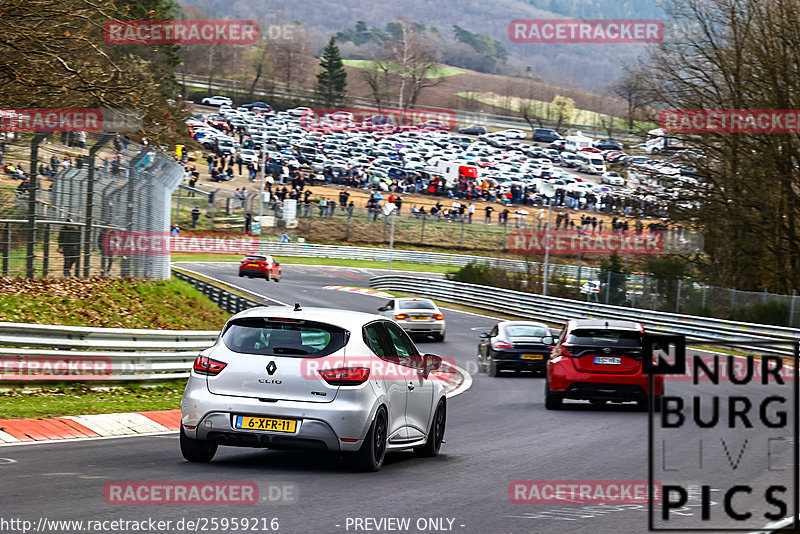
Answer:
397, 321, 445, 335
240, 267, 270, 278
548, 359, 663, 399
180, 377, 381, 452
492, 350, 548, 371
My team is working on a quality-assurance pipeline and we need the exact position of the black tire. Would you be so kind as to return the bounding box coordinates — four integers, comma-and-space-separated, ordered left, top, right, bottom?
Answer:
352, 408, 387, 472
433, 332, 444, 342
544, 381, 563, 410
180, 426, 218, 463
487, 355, 499, 377
415, 400, 446, 458
238, 272, 244, 277
273, 276, 280, 282
476, 354, 486, 374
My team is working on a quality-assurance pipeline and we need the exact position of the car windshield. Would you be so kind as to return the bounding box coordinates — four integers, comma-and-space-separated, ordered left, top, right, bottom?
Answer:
505, 325, 548, 337
244, 255, 266, 261
398, 300, 436, 310
567, 329, 641, 347
222, 318, 348, 357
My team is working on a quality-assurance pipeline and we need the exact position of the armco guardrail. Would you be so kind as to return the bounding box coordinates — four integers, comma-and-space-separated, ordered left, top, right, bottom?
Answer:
173, 270, 264, 314
0, 271, 268, 383
370, 275, 800, 356
257, 241, 605, 281
0, 322, 218, 382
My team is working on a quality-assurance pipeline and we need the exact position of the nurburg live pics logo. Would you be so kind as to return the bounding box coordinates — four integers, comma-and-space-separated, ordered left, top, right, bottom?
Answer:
644, 334, 798, 531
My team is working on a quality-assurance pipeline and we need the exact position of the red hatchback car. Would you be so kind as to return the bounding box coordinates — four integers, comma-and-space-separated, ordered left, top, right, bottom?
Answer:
238, 255, 281, 282
545, 319, 663, 411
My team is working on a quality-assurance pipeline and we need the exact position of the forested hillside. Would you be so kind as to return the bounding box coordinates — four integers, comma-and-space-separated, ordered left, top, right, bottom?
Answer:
178, 0, 664, 90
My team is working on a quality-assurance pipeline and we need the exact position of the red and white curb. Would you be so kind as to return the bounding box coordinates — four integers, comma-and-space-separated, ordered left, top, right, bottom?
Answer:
322, 285, 394, 299
0, 367, 471, 447
0, 410, 179, 446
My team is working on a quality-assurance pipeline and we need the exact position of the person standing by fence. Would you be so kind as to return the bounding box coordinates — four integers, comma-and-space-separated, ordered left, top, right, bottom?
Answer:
58, 221, 81, 278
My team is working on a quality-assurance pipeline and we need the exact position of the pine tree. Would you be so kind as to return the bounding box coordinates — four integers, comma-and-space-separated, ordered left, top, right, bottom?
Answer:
316, 37, 347, 107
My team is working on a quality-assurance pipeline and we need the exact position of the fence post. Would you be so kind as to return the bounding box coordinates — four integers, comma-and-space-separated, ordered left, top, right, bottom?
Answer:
460, 219, 465, 247
791, 290, 797, 327
730, 289, 736, 318
83, 134, 114, 278
702, 284, 707, 310
763, 288, 768, 306
344, 210, 352, 241
605, 270, 611, 304
420, 214, 426, 244
27, 133, 48, 278
2, 223, 9, 275
42, 224, 50, 278
675, 279, 682, 313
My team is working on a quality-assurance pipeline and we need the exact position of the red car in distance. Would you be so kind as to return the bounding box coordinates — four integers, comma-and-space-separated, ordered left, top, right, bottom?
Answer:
238, 255, 281, 282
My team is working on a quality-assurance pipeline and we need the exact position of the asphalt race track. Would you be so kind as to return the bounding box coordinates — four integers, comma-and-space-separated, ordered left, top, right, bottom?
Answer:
1, 262, 794, 534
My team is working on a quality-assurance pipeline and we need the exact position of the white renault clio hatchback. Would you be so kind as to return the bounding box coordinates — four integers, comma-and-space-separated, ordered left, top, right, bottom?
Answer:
180, 305, 447, 471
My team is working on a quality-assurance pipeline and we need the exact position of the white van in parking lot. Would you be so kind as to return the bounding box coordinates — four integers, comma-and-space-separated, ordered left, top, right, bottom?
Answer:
576, 153, 607, 175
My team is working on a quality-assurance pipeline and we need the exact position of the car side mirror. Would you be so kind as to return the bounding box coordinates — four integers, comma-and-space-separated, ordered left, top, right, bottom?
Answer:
274, 262, 280, 266
423, 353, 443, 377
377, 306, 387, 312
479, 332, 489, 339
540, 336, 554, 346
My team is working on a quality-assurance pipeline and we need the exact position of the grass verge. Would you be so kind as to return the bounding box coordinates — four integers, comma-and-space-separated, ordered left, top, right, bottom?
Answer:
0, 381, 185, 419
171, 254, 461, 274
0, 276, 229, 328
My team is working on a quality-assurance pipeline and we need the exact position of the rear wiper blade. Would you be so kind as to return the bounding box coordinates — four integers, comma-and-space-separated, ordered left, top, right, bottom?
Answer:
271, 346, 311, 355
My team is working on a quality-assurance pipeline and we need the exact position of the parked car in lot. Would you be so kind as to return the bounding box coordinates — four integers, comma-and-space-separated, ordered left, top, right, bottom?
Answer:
180, 306, 447, 471
560, 152, 578, 167
377, 298, 446, 341
201, 95, 233, 107
533, 128, 562, 143
238, 255, 281, 282
497, 129, 527, 139
477, 321, 552, 376
458, 124, 487, 135
545, 319, 664, 411
594, 139, 624, 151
601, 171, 625, 186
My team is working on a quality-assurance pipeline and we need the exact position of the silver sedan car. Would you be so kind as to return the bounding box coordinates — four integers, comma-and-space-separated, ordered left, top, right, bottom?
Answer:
377, 298, 446, 341
180, 306, 447, 471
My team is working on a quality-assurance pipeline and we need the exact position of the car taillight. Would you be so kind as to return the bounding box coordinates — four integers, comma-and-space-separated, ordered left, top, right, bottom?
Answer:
193, 355, 227, 375
492, 341, 512, 349
319, 367, 370, 385
560, 344, 575, 357
432, 314, 444, 320
395, 314, 409, 320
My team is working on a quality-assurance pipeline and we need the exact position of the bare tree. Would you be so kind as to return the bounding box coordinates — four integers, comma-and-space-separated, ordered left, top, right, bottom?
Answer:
382, 20, 445, 108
